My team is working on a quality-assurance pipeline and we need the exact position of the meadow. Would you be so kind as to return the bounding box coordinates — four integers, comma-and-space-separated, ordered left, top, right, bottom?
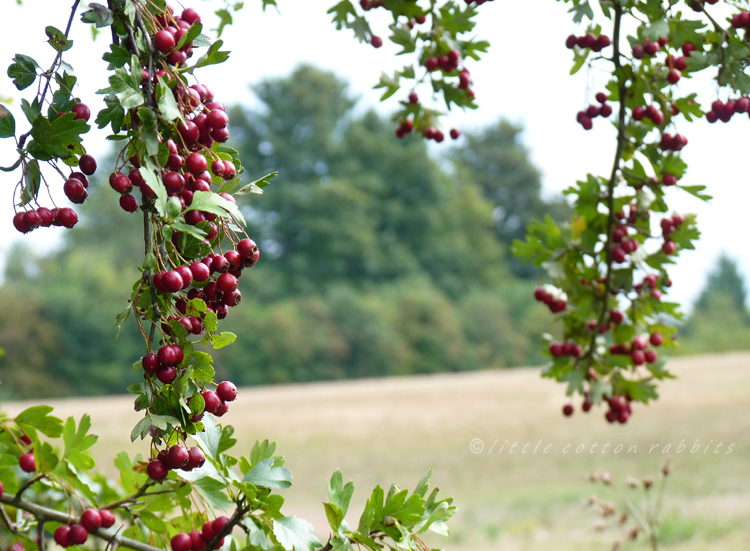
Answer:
4, 352, 749, 550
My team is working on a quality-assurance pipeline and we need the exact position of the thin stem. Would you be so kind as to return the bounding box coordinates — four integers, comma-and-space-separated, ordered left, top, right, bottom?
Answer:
0, 493, 162, 551
587, 3, 628, 357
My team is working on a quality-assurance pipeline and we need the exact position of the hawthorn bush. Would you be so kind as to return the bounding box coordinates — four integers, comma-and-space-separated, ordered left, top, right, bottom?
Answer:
0, 0, 746, 549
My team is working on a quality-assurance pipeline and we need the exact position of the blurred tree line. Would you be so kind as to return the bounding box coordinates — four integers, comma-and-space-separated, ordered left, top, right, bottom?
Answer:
3, 66, 747, 399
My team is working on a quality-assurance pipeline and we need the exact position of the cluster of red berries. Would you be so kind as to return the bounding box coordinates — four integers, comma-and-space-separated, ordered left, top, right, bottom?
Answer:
533, 286, 567, 313
604, 394, 633, 424
170, 517, 229, 551
152, 6, 202, 67
731, 11, 750, 28
146, 443, 207, 481
12, 205, 79, 233
53, 509, 116, 547
549, 341, 583, 358
141, 344, 185, 385
611, 224, 640, 264
659, 132, 688, 151
705, 97, 750, 123
424, 49, 461, 73
632, 104, 665, 125
565, 33, 611, 51
576, 92, 613, 130
610, 334, 659, 365
632, 36, 666, 59
148, 238, 258, 329
399, 94, 462, 142
634, 273, 669, 294
13, 149, 95, 234
660, 213, 684, 255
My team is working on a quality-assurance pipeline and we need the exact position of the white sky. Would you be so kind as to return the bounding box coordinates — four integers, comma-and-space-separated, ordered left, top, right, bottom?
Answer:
1, 1, 748, 310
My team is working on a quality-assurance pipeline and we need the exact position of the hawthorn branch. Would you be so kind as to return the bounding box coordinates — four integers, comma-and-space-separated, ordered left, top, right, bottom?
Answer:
0, 493, 163, 551
588, 2, 627, 356
206, 499, 251, 550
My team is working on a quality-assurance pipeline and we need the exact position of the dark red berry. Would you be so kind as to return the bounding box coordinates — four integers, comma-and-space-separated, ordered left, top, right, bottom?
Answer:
154, 30, 176, 53
19, 452, 35, 472
171, 533, 192, 551
79, 154, 97, 175
99, 509, 116, 529
217, 381, 237, 402
72, 103, 91, 122
69, 525, 88, 545
54, 526, 71, 547
562, 404, 574, 417
157, 365, 177, 384
148, 459, 169, 481
187, 446, 206, 469
142, 353, 160, 374
81, 509, 102, 532
202, 390, 221, 414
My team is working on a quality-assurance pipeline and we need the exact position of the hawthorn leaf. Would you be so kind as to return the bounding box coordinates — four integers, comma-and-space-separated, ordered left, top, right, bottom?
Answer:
243, 458, 292, 489
0, 105, 16, 138
272, 516, 320, 551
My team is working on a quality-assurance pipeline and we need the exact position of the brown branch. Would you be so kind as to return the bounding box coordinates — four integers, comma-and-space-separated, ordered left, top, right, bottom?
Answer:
586, 2, 628, 359
0, 493, 164, 551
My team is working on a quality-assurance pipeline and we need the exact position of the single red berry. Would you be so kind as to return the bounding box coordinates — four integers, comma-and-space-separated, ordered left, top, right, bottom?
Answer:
171, 532, 192, 551
450, 128, 461, 140
408, 92, 419, 104
154, 30, 176, 53
190, 262, 211, 283
186, 152, 208, 175
54, 525, 71, 547
81, 509, 102, 532
148, 459, 169, 481
562, 404, 574, 417
71, 103, 91, 122
189, 530, 207, 551
370, 35, 383, 48
69, 524, 88, 545
187, 446, 206, 469
161, 270, 184, 293
216, 273, 238, 293
631, 350, 646, 365
202, 390, 222, 414
424, 57, 438, 71
79, 154, 97, 175
168, 445, 189, 469
662, 240, 677, 255
650, 332, 664, 347
609, 310, 625, 324
582, 400, 592, 413
142, 353, 160, 374
632, 336, 648, 351
64, 178, 86, 202
157, 365, 177, 384
667, 69, 681, 84
182, 7, 201, 24
645, 349, 658, 363
19, 452, 36, 472
217, 381, 238, 402
237, 239, 258, 258
99, 509, 115, 529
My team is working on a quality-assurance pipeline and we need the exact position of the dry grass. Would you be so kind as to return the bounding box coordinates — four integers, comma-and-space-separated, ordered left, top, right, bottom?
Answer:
4, 352, 750, 550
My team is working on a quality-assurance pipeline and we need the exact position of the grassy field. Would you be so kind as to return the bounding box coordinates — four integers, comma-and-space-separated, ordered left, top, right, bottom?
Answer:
4, 352, 750, 550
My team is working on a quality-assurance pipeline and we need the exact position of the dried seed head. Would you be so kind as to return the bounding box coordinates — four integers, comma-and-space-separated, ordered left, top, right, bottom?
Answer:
643, 476, 654, 489
618, 512, 628, 525
627, 476, 639, 488
588, 472, 600, 482
601, 472, 612, 485
662, 459, 672, 476
627, 527, 640, 541
612, 541, 622, 551
593, 521, 607, 532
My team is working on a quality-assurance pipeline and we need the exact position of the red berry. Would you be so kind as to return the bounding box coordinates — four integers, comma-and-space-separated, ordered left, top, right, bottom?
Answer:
171, 533, 192, 551
71, 103, 91, 122
206, 109, 229, 130
187, 446, 206, 469
154, 30, 176, 53
81, 509, 102, 532
157, 365, 177, 384
202, 390, 222, 414
19, 452, 36, 472
632, 336, 647, 351
69, 524, 88, 545
99, 509, 115, 528
190, 262, 211, 283
450, 128, 461, 140
142, 353, 159, 374
370, 35, 383, 48
650, 332, 664, 347
237, 239, 258, 258
609, 310, 625, 324
631, 350, 646, 365
182, 7, 201, 24
161, 270, 184, 293
662, 240, 677, 255
186, 152, 208, 175
79, 154, 97, 175
562, 404, 574, 417
54, 525, 71, 547
645, 349, 658, 363
217, 381, 237, 402
667, 69, 681, 84
216, 273, 238, 293
168, 445, 189, 469
147, 459, 169, 481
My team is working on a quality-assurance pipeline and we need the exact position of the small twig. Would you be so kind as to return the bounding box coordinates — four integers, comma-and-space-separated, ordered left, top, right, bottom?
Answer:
13, 473, 46, 502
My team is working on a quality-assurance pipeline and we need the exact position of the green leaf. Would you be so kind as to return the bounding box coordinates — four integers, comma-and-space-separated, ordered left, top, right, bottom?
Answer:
235, 172, 277, 196
114, 451, 139, 493
28, 113, 89, 159
210, 332, 236, 349
45, 26, 73, 52
62, 414, 97, 457
7, 54, 39, 90
0, 104, 16, 138
272, 516, 321, 551
324, 502, 344, 533
20, 98, 41, 125
81, 3, 114, 27
176, 23, 204, 50
20, 159, 41, 206
190, 40, 230, 72
138, 511, 168, 533
190, 351, 215, 384
192, 476, 233, 509
327, 470, 354, 517
679, 184, 712, 201
102, 44, 131, 69
358, 485, 384, 533
249, 440, 277, 467
157, 78, 183, 122
95, 94, 125, 133
140, 157, 168, 216
15, 406, 63, 437
214, 9, 233, 37
243, 458, 292, 489
36, 441, 59, 472
383, 487, 424, 525
188, 191, 246, 225
138, 107, 159, 156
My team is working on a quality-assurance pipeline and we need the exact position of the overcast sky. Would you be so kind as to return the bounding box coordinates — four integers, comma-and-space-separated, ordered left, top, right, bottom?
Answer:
1, 1, 748, 310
